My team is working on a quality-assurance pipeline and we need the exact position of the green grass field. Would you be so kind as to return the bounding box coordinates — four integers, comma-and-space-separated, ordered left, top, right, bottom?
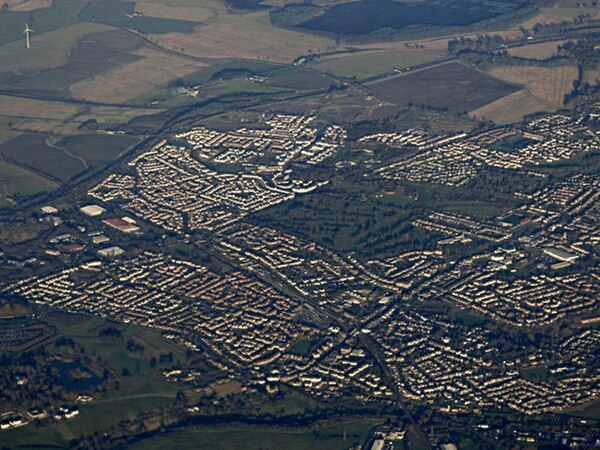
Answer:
315, 49, 447, 79
521, 366, 552, 382
0, 22, 113, 73
0, 134, 86, 183
259, 392, 319, 416
571, 399, 600, 421
82, 0, 199, 33
263, 66, 335, 90
367, 62, 519, 113
0, 159, 58, 200
46, 314, 189, 383
129, 420, 378, 450
2, 395, 176, 449
290, 338, 316, 357
0, 311, 194, 449
0, 0, 85, 46
203, 78, 290, 97
57, 134, 139, 168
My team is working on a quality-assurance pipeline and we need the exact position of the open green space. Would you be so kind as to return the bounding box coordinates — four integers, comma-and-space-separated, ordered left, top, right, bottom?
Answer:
450, 308, 488, 327
367, 62, 520, 113
259, 392, 318, 416
571, 399, 600, 421
0, 159, 58, 201
252, 180, 426, 256
2, 395, 176, 449
0, 22, 113, 73
82, 0, 199, 34
45, 313, 189, 385
274, 0, 528, 36
0, 134, 86, 183
0, 312, 194, 449
315, 49, 447, 79
0, 29, 144, 98
0, 0, 85, 46
521, 366, 552, 382
263, 66, 335, 90
203, 78, 291, 97
129, 420, 378, 450
57, 133, 139, 168
290, 338, 317, 357
254, 175, 516, 256
394, 108, 480, 134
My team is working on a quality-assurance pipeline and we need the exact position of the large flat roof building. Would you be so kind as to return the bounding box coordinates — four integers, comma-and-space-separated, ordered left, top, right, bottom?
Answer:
80, 204, 106, 217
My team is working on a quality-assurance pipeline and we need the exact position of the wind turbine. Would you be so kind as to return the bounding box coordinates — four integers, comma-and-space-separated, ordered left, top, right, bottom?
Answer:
24, 23, 33, 49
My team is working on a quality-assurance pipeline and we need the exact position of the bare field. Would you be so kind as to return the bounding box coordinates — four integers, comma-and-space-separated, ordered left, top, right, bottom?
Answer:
69, 47, 207, 104
0, 95, 80, 120
135, 2, 215, 22
149, 10, 334, 63
508, 40, 565, 59
486, 64, 578, 107
0, 22, 113, 72
3, 0, 52, 11
469, 89, 552, 125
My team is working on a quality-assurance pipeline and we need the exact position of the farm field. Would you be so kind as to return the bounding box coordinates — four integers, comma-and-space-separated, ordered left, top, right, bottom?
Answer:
129, 421, 378, 450
0, 22, 113, 73
486, 64, 578, 107
69, 46, 207, 104
147, 9, 334, 63
0, 0, 85, 45
55, 133, 140, 168
508, 40, 566, 59
263, 66, 335, 90
314, 49, 447, 79
0, 95, 80, 121
79, 105, 166, 125
571, 399, 600, 421
516, 6, 599, 29
0, 134, 87, 183
0, 29, 146, 98
394, 108, 479, 134
469, 89, 552, 124
202, 78, 290, 97
0, 159, 58, 201
135, 2, 215, 22
3, 0, 53, 11
367, 62, 519, 113
82, 0, 199, 34
292, 0, 527, 35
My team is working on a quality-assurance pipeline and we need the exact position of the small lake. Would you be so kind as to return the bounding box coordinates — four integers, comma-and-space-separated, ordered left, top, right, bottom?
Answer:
49, 360, 101, 391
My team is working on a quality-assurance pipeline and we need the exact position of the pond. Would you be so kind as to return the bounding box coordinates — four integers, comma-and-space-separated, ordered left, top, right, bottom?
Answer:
49, 360, 101, 391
